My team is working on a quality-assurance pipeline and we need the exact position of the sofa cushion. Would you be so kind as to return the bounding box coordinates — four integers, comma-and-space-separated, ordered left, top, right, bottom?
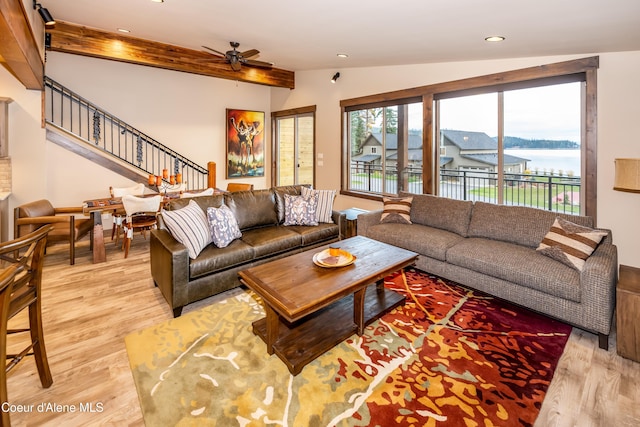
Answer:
283, 194, 318, 226
365, 223, 463, 261
536, 217, 607, 271
161, 200, 212, 259
240, 226, 302, 258
446, 237, 581, 302
225, 189, 278, 230
380, 196, 413, 224
301, 187, 336, 223
285, 223, 340, 246
274, 185, 309, 223
167, 194, 225, 212
189, 239, 255, 279
410, 194, 473, 237
467, 202, 594, 248
207, 205, 242, 248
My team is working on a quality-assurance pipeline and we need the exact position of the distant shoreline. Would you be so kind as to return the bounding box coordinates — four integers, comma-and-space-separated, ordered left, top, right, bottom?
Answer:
506, 147, 580, 150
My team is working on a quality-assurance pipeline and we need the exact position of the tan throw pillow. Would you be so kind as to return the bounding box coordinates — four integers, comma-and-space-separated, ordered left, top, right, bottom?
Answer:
536, 217, 607, 271
380, 197, 413, 224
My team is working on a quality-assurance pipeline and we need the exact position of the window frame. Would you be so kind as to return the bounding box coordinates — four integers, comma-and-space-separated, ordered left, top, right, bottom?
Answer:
340, 56, 599, 220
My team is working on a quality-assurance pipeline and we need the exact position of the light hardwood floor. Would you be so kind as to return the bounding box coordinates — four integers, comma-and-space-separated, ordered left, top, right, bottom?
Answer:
5, 234, 640, 426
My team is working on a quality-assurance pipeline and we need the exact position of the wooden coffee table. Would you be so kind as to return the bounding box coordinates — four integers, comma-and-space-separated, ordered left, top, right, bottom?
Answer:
238, 235, 417, 375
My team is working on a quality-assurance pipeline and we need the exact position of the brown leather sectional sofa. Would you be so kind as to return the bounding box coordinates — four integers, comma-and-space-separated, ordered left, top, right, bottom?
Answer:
150, 185, 344, 316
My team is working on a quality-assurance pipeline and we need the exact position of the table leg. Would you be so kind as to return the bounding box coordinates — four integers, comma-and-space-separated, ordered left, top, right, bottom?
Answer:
354, 287, 366, 335
264, 305, 280, 355
91, 211, 106, 263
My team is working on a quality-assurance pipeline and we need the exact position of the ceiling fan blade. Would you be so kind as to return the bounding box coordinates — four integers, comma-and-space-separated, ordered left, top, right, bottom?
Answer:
202, 45, 227, 57
240, 49, 259, 59
244, 59, 273, 69
230, 60, 242, 71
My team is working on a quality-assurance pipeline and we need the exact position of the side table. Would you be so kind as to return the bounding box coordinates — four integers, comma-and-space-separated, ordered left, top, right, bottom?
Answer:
341, 208, 369, 239
617, 265, 640, 362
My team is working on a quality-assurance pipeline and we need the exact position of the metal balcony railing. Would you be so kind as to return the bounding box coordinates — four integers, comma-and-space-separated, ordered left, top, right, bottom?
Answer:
349, 163, 581, 215
44, 77, 208, 190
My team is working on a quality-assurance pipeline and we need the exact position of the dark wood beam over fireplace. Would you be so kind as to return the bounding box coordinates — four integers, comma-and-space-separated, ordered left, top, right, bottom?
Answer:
46, 22, 295, 89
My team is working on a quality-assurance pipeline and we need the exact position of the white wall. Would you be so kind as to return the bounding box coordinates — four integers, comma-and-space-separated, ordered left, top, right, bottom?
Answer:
43, 52, 271, 204
271, 52, 640, 268
2, 50, 639, 267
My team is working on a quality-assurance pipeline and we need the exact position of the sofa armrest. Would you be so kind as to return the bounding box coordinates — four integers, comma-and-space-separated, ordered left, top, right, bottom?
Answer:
356, 210, 383, 237
579, 242, 618, 334
150, 228, 190, 316
331, 210, 347, 239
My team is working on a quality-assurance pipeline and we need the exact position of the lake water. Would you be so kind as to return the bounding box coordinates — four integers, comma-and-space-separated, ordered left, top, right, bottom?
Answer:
505, 149, 581, 176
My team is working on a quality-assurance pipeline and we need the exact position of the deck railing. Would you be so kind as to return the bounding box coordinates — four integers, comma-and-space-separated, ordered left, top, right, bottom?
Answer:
350, 163, 581, 214
44, 77, 209, 190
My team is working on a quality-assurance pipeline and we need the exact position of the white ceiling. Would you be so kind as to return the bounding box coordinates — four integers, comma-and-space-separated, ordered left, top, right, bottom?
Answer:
44, 0, 640, 71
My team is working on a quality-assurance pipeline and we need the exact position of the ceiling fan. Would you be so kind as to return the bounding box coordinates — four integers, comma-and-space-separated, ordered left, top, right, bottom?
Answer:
202, 41, 273, 72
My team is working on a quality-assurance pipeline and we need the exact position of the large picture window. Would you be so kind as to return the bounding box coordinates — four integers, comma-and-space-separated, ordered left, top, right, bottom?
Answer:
347, 103, 423, 195
437, 81, 582, 214
340, 57, 598, 218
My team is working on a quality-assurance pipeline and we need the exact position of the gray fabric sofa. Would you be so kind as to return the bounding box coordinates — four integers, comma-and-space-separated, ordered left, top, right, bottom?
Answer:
150, 185, 344, 317
357, 194, 618, 349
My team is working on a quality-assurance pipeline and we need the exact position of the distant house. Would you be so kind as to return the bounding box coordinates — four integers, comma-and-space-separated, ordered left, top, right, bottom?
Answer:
351, 130, 530, 176
440, 129, 529, 174
352, 132, 423, 169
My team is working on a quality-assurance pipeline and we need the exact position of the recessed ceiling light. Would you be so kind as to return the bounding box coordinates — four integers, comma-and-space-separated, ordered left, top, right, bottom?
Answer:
151, 0, 164, 3
485, 36, 505, 42
117, 28, 130, 33
337, 53, 349, 58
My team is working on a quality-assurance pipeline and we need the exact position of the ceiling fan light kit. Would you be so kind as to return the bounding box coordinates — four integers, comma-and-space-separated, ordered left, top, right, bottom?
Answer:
202, 41, 273, 72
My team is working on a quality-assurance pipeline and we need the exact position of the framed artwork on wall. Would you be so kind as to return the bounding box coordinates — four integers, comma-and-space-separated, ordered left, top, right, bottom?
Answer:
226, 109, 265, 178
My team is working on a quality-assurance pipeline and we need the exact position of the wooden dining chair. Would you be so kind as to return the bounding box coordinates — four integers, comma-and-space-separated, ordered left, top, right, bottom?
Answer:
109, 183, 145, 245
226, 183, 254, 192
0, 225, 54, 426
121, 195, 162, 258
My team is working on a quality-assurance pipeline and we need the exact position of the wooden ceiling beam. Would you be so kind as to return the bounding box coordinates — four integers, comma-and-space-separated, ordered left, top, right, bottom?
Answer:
0, 0, 44, 90
47, 22, 295, 89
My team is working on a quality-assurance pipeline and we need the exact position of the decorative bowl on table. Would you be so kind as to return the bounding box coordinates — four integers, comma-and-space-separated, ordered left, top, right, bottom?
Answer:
313, 248, 356, 268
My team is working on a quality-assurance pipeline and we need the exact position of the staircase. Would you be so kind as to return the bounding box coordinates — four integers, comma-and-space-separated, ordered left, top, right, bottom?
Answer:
43, 77, 211, 190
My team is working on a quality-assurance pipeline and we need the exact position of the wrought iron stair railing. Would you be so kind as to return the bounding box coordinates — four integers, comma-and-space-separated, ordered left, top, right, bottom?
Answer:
43, 76, 209, 190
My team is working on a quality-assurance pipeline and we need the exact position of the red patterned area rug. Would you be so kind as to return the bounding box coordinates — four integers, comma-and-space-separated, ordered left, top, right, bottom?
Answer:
125, 269, 571, 426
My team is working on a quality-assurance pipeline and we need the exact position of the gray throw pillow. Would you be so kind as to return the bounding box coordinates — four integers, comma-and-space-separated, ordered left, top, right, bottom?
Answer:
283, 193, 318, 226
207, 204, 242, 248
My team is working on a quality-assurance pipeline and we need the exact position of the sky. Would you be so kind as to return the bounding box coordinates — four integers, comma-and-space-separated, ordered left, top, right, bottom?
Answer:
408, 82, 582, 143
438, 82, 581, 143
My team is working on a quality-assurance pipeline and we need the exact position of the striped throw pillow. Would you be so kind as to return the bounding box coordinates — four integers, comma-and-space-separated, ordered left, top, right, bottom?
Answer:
161, 200, 212, 259
536, 217, 607, 271
380, 197, 413, 224
301, 187, 336, 223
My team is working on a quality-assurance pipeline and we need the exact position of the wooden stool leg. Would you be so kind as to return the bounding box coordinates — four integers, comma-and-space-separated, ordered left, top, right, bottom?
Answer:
29, 302, 53, 388
124, 227, 132, 258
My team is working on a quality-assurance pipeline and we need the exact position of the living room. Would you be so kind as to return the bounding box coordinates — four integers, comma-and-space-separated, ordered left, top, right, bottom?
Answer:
1, 0, 640, 425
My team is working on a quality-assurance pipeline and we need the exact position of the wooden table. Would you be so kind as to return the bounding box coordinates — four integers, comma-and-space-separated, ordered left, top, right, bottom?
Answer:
238, 236, 417, 375
82, 197, 124, 263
